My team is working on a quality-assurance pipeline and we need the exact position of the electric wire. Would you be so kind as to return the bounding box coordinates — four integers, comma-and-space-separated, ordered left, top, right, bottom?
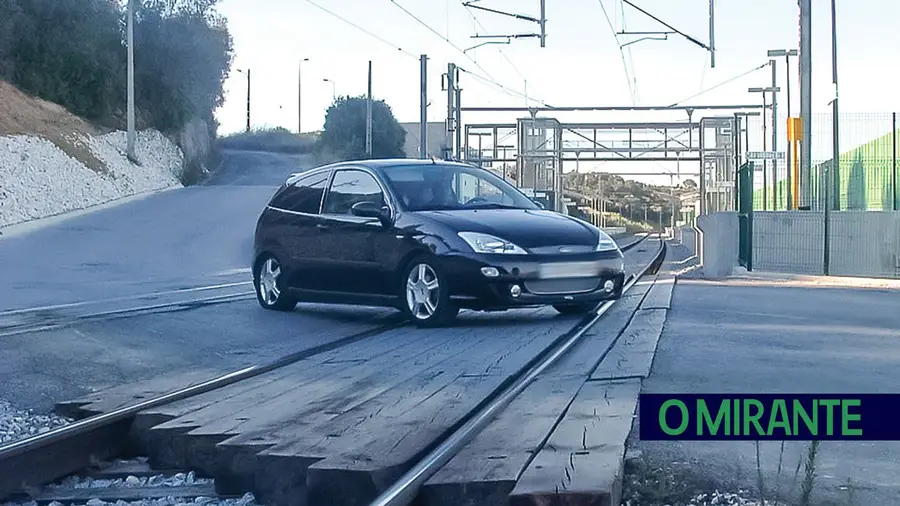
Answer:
597, 0, 636, 105
668, 61, 769, 107
302, 0, 419, 60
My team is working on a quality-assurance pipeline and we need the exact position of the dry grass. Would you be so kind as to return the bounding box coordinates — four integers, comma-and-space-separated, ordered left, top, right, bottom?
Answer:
0, 80, 109, 174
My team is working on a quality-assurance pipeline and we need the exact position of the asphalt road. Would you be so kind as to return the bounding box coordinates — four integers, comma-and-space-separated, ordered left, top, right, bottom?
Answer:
0, 150, 316, 311
630, 243, 900, 506
0, 238, 660, 413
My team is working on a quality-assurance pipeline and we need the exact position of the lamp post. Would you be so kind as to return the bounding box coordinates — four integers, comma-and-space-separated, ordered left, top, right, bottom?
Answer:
749, 86, 780, 210
323, 78, 336, 100
298, 58, 309, 133
768, 49, 798, 209
235, 68, 250, 132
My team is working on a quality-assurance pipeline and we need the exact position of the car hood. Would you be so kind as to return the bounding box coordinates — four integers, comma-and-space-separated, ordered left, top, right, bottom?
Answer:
416, 209, 599, 250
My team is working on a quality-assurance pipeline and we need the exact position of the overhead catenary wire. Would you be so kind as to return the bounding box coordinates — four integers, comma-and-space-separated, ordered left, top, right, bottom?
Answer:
302, 0, 419, 60
668, 61, 769, 107
597, 0, 636, 105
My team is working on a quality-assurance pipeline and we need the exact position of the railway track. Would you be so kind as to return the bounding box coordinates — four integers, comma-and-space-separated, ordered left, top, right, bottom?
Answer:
0, 232, 662, 506
0, 234, 649, 340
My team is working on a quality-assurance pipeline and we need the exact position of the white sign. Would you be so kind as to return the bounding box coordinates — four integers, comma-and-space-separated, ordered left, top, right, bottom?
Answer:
747, 151, 785, 161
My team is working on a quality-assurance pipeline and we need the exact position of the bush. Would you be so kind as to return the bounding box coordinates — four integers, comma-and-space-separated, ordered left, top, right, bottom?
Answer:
217, 127, 318, 154
318, 95, 406, 161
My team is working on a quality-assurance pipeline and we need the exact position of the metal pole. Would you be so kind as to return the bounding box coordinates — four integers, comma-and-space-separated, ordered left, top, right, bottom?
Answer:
539, 0, 546, 47
298, 58, 308, 134
762, 92, 768, 210
455, 87, 462, 160
799, 0, 812, 209
824, 0, 839, 275
733, 113, 741, 211
246, 69, 251, 132
770, 60, 778, 210
709, 0, 715, 68
446, 63, 455, 159
420, 55, 428, 158
126, 0, 136, 161
366, 61, 373, 158
893, 112, 897, 211
785, 52, 793, 209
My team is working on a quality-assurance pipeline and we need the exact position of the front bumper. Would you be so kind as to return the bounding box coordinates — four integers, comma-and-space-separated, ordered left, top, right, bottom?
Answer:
440, 249, 626, 310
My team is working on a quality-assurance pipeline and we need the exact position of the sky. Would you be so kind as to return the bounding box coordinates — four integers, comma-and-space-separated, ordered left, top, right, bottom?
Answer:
212, 0, 900, 186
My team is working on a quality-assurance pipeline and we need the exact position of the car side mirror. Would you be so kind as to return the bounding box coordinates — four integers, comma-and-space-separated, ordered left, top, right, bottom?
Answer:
532, 199, 545, 210
351, 201, 392, 226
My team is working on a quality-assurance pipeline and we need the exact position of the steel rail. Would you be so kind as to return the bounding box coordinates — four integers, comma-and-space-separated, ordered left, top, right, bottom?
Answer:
0, 291, 256, 338
367, 235, 667, 506
0, 281, 253, 317
0, 318, 406, 500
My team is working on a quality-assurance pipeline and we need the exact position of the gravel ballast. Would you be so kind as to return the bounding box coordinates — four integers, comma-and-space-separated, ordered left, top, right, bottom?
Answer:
0, 398, 72, 444
0, 129, 183, 228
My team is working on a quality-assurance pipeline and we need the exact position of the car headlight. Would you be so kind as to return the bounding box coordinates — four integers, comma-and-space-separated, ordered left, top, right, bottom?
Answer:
595, 230, 618, 252
458, 232, 528, 254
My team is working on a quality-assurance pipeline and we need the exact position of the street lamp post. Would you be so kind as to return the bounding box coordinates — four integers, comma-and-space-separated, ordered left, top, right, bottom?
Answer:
298, 58, 309, 134
323, 78, 336, 100
235, 68, 251, 132
768, 49, 799, 209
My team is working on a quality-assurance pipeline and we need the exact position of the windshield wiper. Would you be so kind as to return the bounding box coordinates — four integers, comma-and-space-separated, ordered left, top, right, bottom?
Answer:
462, 202, 525, 210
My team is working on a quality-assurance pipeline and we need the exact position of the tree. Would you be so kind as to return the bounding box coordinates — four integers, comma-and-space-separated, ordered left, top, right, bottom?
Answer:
319, 95, 406, 160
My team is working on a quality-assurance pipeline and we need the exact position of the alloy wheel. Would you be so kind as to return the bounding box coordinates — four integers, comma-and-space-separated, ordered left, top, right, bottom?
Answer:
258, 257, 282, 305
405, 263, 440, 320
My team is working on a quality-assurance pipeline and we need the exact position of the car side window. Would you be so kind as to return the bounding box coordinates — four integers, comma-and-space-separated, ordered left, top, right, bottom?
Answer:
323, 169, 386, 215
269, 171, 329, 214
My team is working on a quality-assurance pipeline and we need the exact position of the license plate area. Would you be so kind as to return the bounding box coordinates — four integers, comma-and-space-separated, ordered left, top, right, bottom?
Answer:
537, 261, 601, 279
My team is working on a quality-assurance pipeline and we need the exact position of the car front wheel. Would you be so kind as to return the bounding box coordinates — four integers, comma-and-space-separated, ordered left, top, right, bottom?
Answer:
255, 255, 298, 311
402, 258, 458, 327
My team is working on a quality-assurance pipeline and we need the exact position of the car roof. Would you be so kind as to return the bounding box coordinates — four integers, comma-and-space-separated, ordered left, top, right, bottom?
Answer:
284, 158, 481, 185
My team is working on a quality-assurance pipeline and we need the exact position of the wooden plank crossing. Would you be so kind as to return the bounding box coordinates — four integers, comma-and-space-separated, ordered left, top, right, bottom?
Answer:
45, 242, 673, 506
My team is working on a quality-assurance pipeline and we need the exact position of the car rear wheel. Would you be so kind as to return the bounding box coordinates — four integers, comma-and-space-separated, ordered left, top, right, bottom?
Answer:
255, 255, 298, 311
402, 259, 458, 327
552, 302, 598, 315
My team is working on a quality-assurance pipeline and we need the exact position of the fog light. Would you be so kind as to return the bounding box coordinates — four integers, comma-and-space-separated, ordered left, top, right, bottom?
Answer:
481, 267, 500, 277
510, 284, 522, 297
603, 280, 615, 292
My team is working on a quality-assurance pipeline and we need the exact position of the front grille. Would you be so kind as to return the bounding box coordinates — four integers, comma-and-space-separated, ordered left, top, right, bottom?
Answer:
524, 277, 600, 295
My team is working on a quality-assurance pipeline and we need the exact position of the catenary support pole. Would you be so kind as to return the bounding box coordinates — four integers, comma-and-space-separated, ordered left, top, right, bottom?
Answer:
455, 87, 462, 159
893, 112, 897, 211
799, 0, 812, 209
420, 55, 427, 158
825, 0, 839, 275
446, 63, 456, 159
366, 61, 373, 158
771, 59, 778, 209
126, 0, 136, 161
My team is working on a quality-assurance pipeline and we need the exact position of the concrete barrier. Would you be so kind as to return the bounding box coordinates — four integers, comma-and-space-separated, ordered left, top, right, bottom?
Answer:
602, 226, 627, 237
696, 212, 739, 277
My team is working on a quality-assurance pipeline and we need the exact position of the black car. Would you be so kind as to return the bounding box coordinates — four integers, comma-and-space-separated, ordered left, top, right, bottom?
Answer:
251, 159, 625, 327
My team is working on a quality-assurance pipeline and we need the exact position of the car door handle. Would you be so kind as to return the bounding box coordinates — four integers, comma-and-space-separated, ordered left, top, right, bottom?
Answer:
316, 224, 330, 232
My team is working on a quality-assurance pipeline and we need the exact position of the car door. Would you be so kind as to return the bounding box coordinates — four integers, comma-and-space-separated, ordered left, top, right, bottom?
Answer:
267, 170, 331, 291
318, 168, 391, 295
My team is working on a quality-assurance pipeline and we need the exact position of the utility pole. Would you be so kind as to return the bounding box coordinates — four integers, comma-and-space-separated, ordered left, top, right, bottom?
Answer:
770, 59, 778, 210
455, 87, 462, 160
799, 0, 812, 209
749, 86, 779, 210
824, 0, 839, 274
245, 69, 251, 132
444, 63, 456, 160
298, 58, 308, 134
419, 55, 428, 158
126, 0, 136, 162
366, 60, 373, 158
539, 0, 547, 47
768, 49, 798, 209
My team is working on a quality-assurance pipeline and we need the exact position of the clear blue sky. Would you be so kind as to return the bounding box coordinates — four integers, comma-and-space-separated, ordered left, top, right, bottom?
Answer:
213, 0, 900, 184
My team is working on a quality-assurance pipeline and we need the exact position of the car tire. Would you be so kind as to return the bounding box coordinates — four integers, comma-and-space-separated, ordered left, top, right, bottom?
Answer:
552, 302, 598, 315
254, 254, 298, 311
400, 257, 459, 327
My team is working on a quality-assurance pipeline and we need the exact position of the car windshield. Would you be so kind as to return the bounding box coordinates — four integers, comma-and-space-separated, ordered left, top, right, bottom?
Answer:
379, 163, 540, 212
